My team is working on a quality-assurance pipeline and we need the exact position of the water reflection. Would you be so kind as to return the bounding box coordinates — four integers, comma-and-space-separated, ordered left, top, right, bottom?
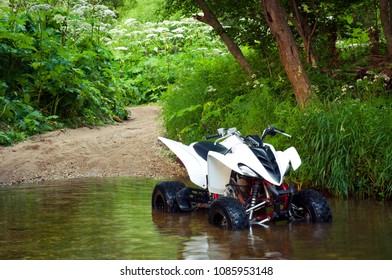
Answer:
0, 177, 391, 260
151, 210, 333, 260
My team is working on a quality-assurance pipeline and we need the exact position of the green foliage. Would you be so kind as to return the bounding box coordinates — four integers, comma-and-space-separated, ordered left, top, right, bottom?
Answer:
1, 0, 391, 200
160, 53, 250, 143
0, 96, 60, 145
160, 49, 391, 199
293, 99, 391, 200
0, 0, 129, 145
109, 17, 227, 105
119, 0, 165, 22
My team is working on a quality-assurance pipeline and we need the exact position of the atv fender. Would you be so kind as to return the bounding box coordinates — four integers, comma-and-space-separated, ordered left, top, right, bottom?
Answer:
207, 151, 241, 194
279, 146, 301, 171
158, 137, 207, 188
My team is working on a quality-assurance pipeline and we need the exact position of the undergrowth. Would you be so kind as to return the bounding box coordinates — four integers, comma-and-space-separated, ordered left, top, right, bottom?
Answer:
160, 53, 392, 199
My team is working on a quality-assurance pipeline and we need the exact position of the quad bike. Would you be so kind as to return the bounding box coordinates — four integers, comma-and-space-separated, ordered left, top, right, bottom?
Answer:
152, 126, 332, 230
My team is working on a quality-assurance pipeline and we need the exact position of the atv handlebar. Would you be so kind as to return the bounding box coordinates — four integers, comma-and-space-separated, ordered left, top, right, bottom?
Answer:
205, 133, 221, 140
205, 127, 239, 139
206, 126, 291, 146
261, 125, 291, 139
260, 125, 291, 142
273, 127, 291, 138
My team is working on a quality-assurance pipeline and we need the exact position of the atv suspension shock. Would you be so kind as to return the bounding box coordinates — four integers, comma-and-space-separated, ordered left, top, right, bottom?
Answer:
247, 182, 261, 222
245, 180, 276, 226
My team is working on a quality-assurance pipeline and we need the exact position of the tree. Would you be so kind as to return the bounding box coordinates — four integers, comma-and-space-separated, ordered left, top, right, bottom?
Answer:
380, 0, 392, 58
262, 0, 314, 109
285, 0, 318, 66
193, 0, 254, 76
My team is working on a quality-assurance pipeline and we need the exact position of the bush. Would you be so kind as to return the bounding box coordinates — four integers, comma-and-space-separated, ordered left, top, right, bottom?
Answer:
294, 99, 391, 199
160, 53, 251, 143
0, 1, 129, 145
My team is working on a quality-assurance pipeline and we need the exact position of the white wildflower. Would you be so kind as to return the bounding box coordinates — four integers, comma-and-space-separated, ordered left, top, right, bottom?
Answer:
172, 27, 185, 33
109, 28, 126, 36
129, 30, 143, 36
29, 3, 53, 13
206, 86, 217, 93
101, 7, 116, 18
156, 27, 170, 33
124, 18, 138, 25
53, 14, 66, 24
380, 74, 390, 82
146, 33, 158, 38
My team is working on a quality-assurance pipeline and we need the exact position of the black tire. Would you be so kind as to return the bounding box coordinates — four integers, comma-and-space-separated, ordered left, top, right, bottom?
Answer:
208, 197, 249, 230
151, 181, 185, 213
291, 189, 333, 223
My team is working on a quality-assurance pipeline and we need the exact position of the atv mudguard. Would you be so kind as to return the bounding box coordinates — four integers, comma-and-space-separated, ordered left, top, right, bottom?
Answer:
158, 137, 207, 188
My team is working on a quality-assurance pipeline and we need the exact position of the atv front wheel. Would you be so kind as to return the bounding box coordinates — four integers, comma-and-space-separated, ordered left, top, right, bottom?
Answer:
151, 181, 185, 213
208, 197, 249, 230
291, 189, 332, 223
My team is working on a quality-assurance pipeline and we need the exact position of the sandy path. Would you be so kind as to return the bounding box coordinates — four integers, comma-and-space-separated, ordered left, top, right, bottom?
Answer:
0, 105, 186, 185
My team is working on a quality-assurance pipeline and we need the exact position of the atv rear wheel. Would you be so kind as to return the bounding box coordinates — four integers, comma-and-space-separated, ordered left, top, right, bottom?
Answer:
208, 197, 249, 230
291, 189, 332, 223
151, 181, 185, 213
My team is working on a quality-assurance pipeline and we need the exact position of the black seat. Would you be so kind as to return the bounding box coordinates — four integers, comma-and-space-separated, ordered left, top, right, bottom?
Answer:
193, 141, 229, 161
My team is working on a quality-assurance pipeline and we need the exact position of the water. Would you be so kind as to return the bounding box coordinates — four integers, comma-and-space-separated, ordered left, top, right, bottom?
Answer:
0, 177, 391, 260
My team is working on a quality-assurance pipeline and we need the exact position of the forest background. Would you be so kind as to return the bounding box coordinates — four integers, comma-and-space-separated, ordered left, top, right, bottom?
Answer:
0, 0, 391, 199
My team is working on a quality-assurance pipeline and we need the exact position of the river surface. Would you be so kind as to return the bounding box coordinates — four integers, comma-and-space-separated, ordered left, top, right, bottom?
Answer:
0, 177, 391, 260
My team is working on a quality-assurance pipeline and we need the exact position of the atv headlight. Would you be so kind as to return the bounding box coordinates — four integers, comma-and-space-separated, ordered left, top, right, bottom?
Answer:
238, 164, 257, 177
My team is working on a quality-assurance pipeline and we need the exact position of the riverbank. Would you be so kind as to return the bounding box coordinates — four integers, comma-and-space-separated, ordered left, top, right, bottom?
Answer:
0, 105, 186, 185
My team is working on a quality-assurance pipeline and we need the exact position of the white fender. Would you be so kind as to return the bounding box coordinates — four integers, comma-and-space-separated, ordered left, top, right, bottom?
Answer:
280, 146, 302, 171
158, 137, 207, 188
207, 151, 240, 194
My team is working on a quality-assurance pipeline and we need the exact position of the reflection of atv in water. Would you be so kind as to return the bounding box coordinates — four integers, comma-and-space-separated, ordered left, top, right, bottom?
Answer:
152, 126, 332, 230
151, 210, 332, 259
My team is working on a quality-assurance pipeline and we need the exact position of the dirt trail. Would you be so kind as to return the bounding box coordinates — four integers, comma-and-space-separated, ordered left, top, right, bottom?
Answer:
0, 105, 186, 185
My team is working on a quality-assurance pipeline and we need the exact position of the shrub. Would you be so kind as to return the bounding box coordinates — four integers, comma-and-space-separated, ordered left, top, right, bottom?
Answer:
293, 99, 391, 199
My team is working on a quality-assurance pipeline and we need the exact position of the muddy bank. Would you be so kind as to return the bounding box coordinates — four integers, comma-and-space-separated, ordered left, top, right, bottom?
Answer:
0, 105, 186, 185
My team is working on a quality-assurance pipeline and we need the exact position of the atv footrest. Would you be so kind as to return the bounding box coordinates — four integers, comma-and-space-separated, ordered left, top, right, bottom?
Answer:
176, 187, 210, 211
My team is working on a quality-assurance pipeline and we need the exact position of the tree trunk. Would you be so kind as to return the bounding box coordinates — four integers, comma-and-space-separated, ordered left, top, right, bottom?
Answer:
287, 0, 318, 66
262, 0, 314, 109
327, 21, 340, 68
380, 0, 392, 59
193, 0, 254, 76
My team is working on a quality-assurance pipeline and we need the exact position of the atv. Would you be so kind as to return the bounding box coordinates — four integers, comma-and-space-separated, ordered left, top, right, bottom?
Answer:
152, 126, 332, 230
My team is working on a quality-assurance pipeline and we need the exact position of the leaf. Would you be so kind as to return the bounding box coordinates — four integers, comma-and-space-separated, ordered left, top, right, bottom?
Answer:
170, 104, 202, 120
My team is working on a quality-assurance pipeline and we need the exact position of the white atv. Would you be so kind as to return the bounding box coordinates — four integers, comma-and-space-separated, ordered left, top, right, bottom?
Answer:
152, 126, 332, 230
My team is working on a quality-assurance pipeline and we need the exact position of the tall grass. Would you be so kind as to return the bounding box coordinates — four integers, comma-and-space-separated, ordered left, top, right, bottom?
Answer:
295, 100, 391, 199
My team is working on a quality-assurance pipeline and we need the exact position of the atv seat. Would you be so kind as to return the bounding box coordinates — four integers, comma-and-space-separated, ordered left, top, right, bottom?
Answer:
193, 141, 229, 161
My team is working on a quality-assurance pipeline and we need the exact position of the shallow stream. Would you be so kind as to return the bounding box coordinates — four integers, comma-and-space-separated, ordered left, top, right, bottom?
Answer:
1, 177, 391, 259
